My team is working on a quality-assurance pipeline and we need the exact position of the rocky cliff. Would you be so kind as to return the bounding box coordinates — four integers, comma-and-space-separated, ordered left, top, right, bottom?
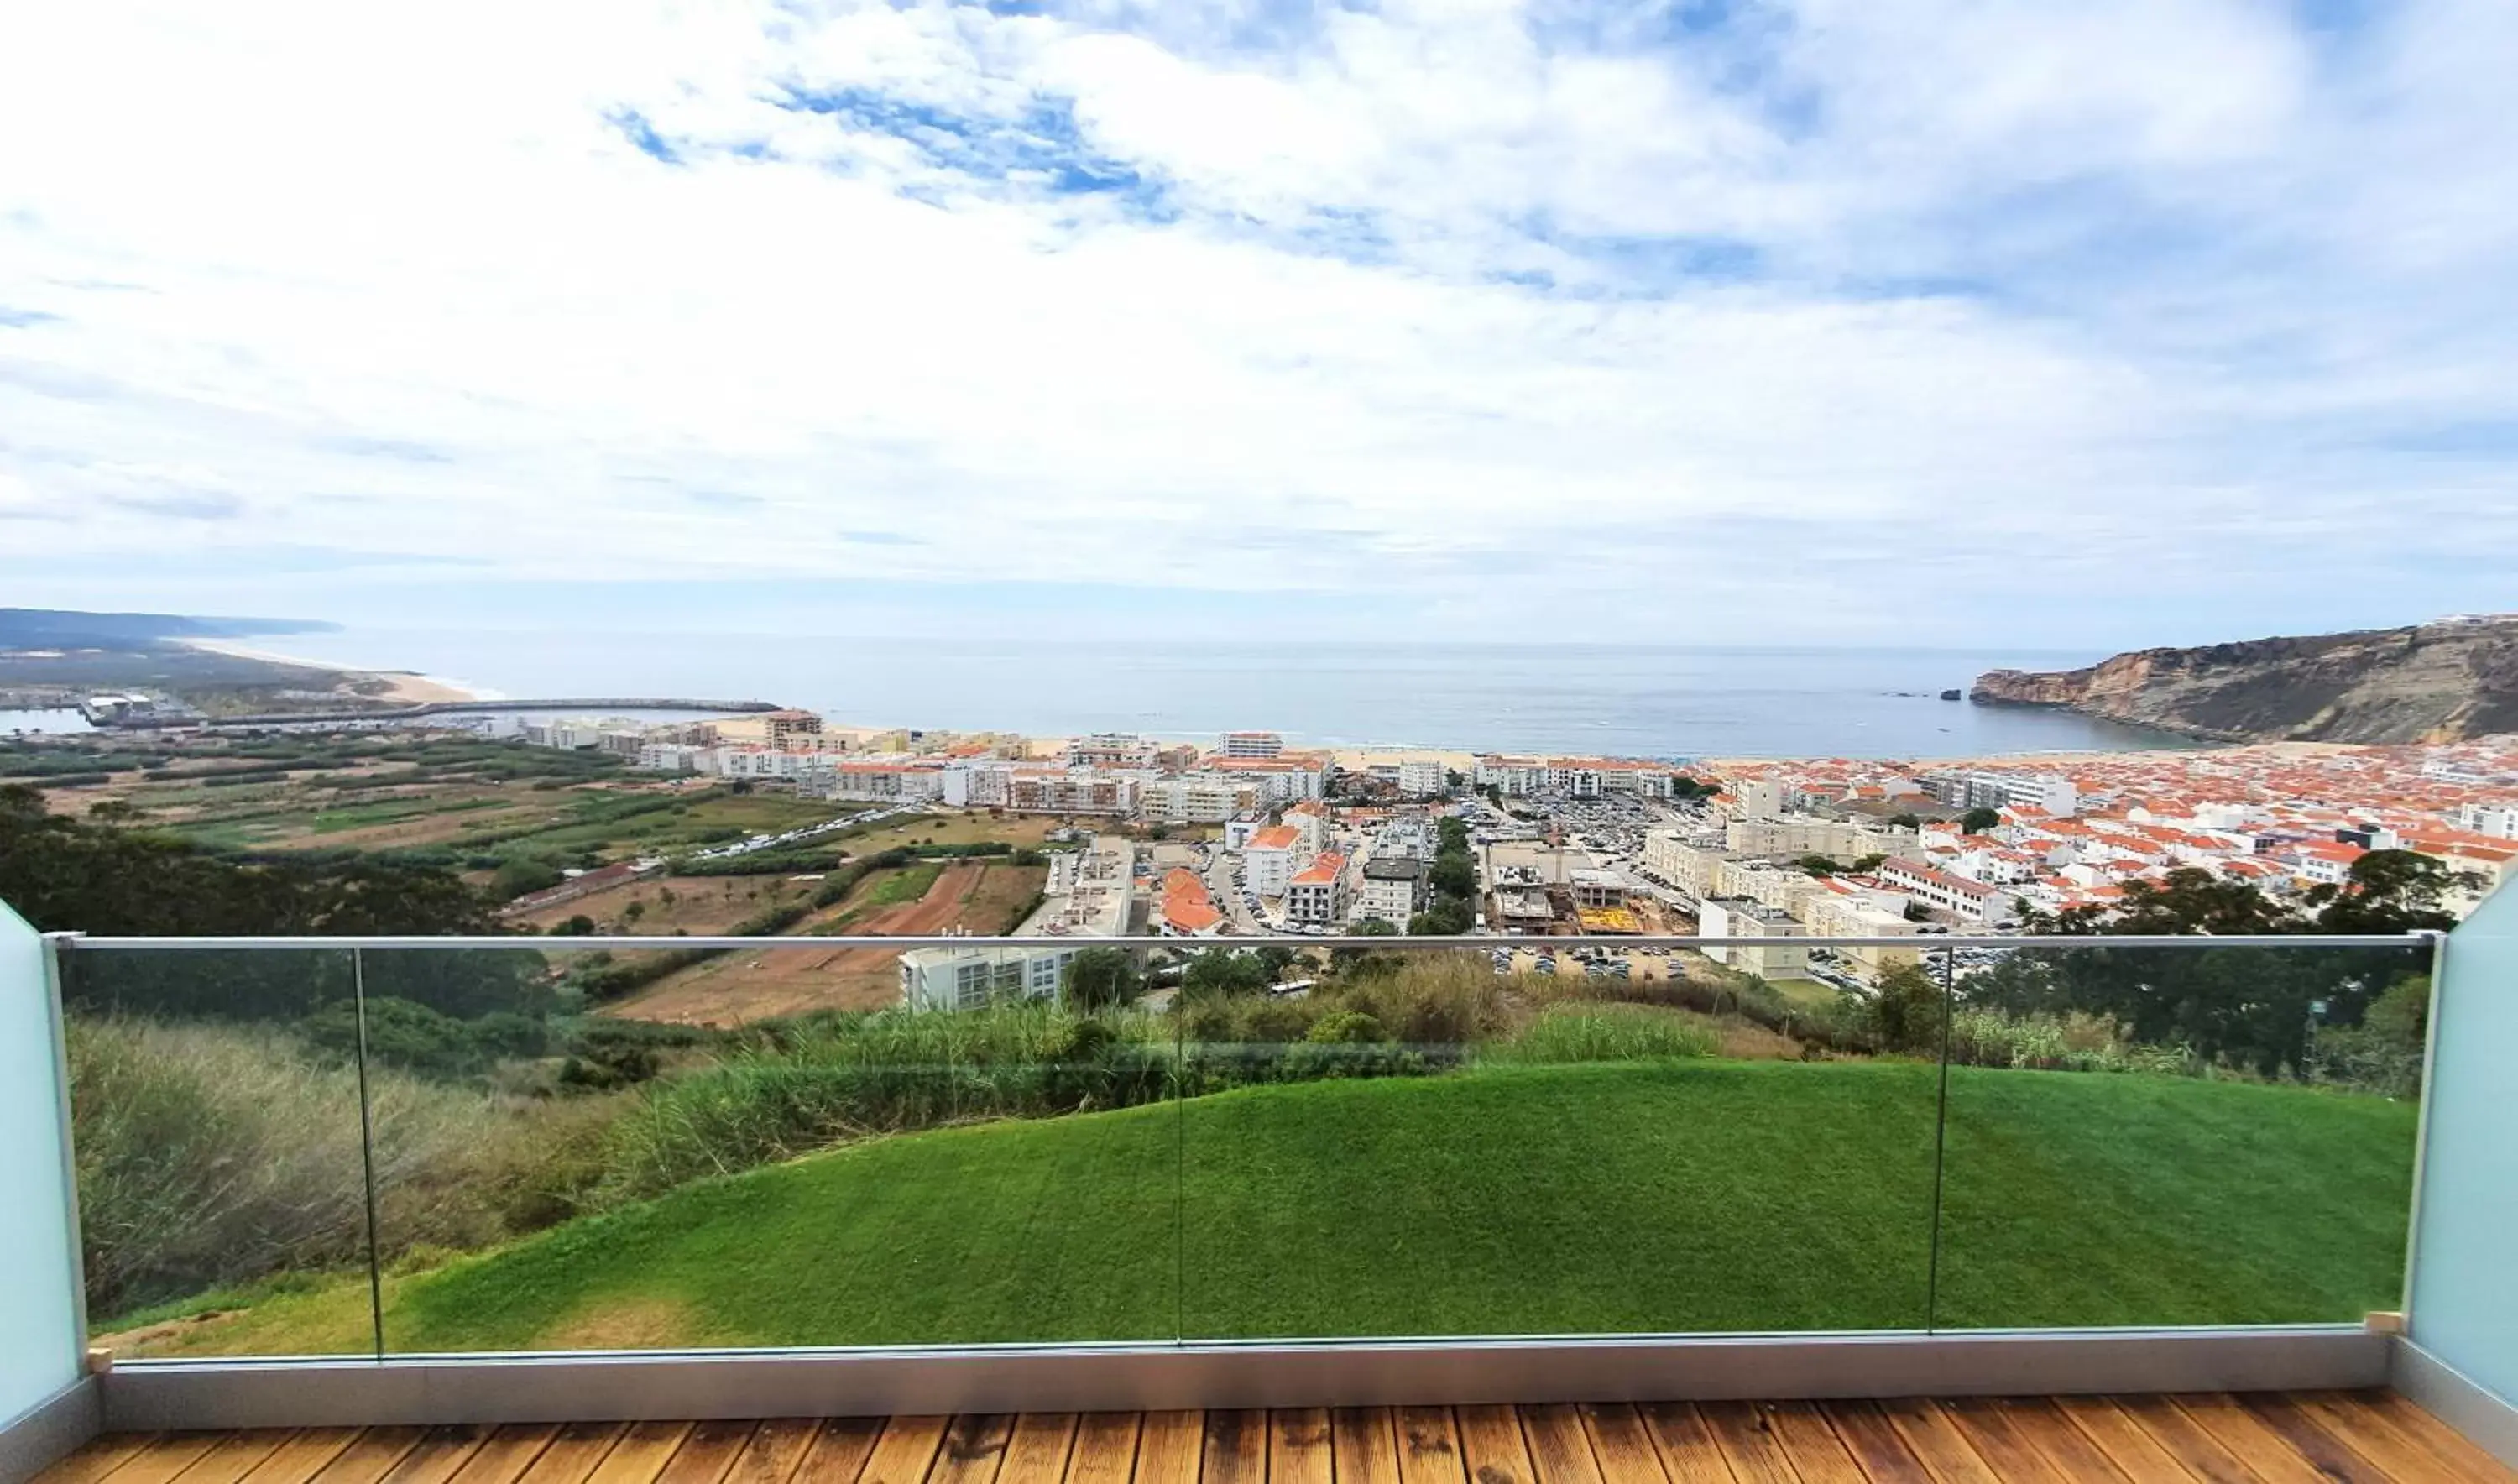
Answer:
1971, 619, 2518, 744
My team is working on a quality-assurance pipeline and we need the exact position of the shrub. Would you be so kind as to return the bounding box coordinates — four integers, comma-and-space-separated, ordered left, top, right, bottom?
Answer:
1306, 1010, 1387, 1044
1486, 1003, 1719, 1065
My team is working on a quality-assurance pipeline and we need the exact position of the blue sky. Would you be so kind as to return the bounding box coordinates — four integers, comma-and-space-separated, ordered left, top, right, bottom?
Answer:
1, 0, 2514, 647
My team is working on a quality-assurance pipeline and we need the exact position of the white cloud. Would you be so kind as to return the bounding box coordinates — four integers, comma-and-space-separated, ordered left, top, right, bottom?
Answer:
1, 0, 2515, 644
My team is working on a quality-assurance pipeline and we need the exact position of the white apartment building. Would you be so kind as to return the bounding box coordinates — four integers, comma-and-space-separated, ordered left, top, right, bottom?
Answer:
1244, 825, 1306, 897
1728, 779, 1787, 819
1697, 898, 1809, 976
1798, 889, 1924, 985
1471, 756, 1681, 798
1923, 771, 2081, 818
1643, 832, 1731, 901
1140, 776, 1260, 825
899, 943, 1084, 1012
1396, 760, 1450, 797
1206, 755, 1329, 802
1878, 859, 2019, 925
940, 760, 1012, 808
798, 760, 946, 802
2456, 802, 2518, 839
1007, 771, 1138, 816
1285, 853, 1351, 925
1068, 734, 1159, 770
1725, 817, 1905, 860
1220, 731, 1284, 759
635, 743, 703, 773
1355, 856, 1427, 923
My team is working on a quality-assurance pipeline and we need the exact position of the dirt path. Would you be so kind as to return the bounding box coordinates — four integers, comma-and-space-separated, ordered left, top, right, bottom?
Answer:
605, 861, 995, 1026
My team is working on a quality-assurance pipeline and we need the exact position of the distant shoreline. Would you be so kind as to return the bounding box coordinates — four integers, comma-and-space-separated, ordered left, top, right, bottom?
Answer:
177, 638, 491, 706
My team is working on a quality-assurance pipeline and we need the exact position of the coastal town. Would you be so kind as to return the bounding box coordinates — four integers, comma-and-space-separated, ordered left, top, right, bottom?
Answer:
462, 706, 2518, 1006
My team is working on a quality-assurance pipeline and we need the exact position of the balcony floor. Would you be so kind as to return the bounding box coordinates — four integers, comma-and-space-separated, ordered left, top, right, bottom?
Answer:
37, 1393, 2512, 1484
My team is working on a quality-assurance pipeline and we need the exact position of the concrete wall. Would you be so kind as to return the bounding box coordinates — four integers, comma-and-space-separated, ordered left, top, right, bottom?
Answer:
2409, 884, 2518, 1410
0, 902, 81, 1429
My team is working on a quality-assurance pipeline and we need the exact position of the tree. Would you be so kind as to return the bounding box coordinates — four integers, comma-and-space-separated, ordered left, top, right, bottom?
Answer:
622, 899, 646, 923
493, 856, 566, 901
1429, 854, 1477, 900
1870, 963, 1944, 1054
1183, 948, 1270, 998
1850, 853, 1887, 874
2306, 850, 2475, 934
1444, 768, 1466, 795
1061, 947, 1143, 1011
1349, 917, 1399, 936
1960, 807, 2001, 834
1795, 854, 1840, 877
1888, 813, 1921, 829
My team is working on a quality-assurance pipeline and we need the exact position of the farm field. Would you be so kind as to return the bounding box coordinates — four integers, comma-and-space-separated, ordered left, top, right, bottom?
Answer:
111, 1059, 2416, 1356
603, 859, 1050, 1024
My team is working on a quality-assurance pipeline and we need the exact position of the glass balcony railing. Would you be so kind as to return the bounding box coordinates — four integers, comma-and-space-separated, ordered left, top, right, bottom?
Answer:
46, 930, 2432, 1361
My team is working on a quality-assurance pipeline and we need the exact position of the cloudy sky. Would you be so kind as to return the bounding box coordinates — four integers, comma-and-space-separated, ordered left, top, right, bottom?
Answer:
3, 0, 2515, 647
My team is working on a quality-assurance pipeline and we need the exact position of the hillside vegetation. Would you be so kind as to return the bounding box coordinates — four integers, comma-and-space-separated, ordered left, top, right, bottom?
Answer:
122, 1059, 2414, 1356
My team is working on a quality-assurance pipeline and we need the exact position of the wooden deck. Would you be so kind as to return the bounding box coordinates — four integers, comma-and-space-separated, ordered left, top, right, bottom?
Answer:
38, 1394, 2512, 1484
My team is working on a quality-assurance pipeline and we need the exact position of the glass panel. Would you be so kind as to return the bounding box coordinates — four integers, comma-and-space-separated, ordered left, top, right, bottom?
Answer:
0, 905, 80, 1419
367, 940, 1179, 1353
1931, 941, 2429, 1329
1177, 941, 1941, 1339
61, 947, 378, 1358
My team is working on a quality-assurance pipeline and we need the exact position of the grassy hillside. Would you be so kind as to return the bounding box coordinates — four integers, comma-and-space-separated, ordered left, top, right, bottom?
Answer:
126, 1061, 2415, 1356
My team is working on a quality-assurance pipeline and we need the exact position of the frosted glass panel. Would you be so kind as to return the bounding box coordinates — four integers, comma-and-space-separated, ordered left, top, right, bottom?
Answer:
0, 903, 79, 1425
2411, 886, 2518, 1408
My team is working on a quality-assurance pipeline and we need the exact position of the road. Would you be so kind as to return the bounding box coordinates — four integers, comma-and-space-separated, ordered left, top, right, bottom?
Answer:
1207, 849, 1265, 935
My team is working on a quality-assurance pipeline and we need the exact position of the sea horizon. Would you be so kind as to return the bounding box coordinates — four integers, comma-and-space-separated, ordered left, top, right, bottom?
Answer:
208, 626, 2198, 763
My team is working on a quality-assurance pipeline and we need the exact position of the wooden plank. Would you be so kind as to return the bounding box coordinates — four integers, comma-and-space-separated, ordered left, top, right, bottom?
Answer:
854, 1418, 949, 1484
995, 1415, 1078, 1484
2044, 1400, 2192, 1484
2166, 1397, 2329, 1484
1200, 1413, 1266, 1484
2112, 1397, 2257, 1484
378, 1426, 500, 1484
786, 1419, 884, 1484
651, 1422, 760, 1484
36, 1430, 165, 1484
1697, 1403, 1797, 1484
236, 1428, 365, 1484
1570, 1406, 1668, 1484
318, 1428, 432, 1484
444, 1427, 563, 1484
2312, 1392, 2515, 1482
1131, 1413, 1202, 1484
1633, 1404, 1732, 1484
1816, 1404, 1935, 1484
1517, 1406, 1605, 1484
2233, 1396, 2390, 1484
927, 1417, 1015, 1484
1394, 1408, 1466, 1484
1928, 1401, 2068, 1483
1872, 1398, 1998, 1484
1270, 1413, 1334, 1484
1975, 1400, 2130, 1483
96, 1432, 227, 1484
1763, 1403, 1868, 1484
584, 1424, 696, 1484
170, 1432, 300, 1484
1453, 1407, 1534, 1484
1333, 1411, 1403, 1484
1060, 1416, 1140, 1484
514, 1424, 630, 1484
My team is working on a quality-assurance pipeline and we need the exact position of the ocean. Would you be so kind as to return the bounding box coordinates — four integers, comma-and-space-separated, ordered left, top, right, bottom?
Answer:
234, 630, 2192, 761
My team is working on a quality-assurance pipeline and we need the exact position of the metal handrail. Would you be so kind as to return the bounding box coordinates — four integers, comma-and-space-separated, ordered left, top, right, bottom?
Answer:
59, 931, 2442, 951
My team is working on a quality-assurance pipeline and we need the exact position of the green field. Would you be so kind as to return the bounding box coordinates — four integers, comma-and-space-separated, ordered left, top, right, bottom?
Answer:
137, 1060, 2414, 1356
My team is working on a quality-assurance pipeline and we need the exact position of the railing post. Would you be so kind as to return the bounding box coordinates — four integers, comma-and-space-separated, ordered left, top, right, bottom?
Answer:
40, 933, 89, 1368
2400, 927, 2451, 1327
1925, 942, 1956, 1335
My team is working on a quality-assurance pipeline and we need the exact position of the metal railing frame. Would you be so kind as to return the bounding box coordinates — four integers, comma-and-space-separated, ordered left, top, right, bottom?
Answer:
29, 927, 2444, 1429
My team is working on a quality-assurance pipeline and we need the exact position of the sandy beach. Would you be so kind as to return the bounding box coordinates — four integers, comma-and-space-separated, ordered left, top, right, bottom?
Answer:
179, 638, 485, 704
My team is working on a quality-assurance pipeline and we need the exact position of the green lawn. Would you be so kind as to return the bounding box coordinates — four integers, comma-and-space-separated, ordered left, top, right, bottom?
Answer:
323, 1061, 2415, 1354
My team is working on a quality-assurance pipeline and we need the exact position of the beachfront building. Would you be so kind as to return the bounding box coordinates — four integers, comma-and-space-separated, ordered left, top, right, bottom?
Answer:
1068, 734, 1159, 770
1355, 856, 1427, 924
1471, 755, 1683, 798
1204, 753, 1330, 802
797, 758, 946, 802
940, 760, 1013, 808
1395, 760, 1450, 797
1285, 853, 1350, 926
900, 943, 1084, 1012
1696, 897, 1809, 976
1923, 770, 2081, 818
1220, 731, 1283, 759
1244, 825, 1305, 897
